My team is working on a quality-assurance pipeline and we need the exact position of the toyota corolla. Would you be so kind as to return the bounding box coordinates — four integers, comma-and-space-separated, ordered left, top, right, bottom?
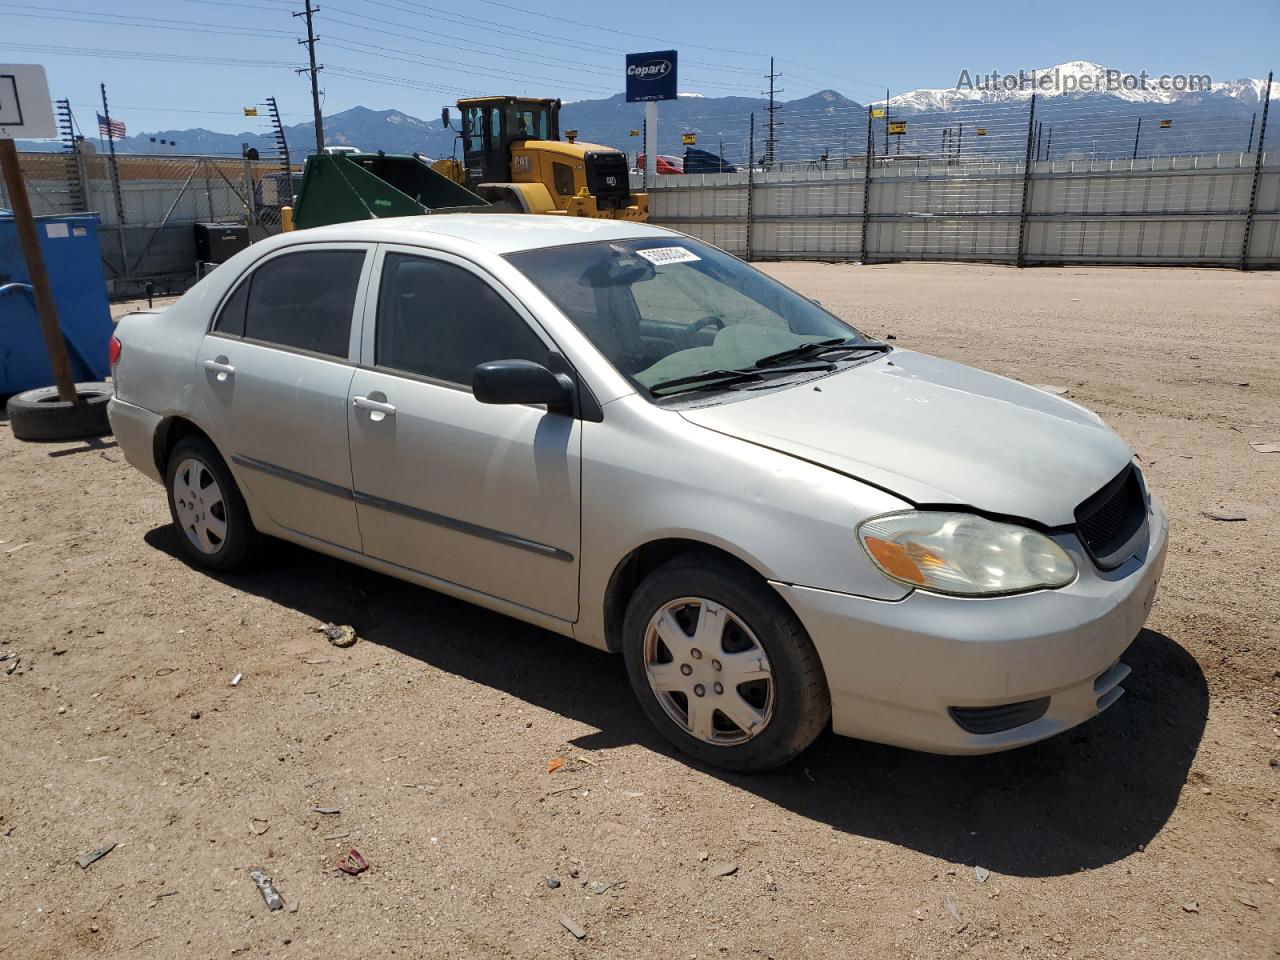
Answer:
107, 215, 1167, 771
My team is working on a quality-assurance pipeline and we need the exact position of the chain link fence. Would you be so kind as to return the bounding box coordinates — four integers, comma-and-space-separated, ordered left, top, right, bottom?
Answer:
0, 151, 300, 295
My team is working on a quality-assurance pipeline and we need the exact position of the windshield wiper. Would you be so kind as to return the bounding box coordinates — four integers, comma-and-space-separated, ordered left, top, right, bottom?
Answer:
753, 337, 892, 368
649, 362, 834, 396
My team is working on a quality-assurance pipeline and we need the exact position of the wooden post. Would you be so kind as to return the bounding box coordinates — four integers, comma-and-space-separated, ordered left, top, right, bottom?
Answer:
0, 137, 77, 403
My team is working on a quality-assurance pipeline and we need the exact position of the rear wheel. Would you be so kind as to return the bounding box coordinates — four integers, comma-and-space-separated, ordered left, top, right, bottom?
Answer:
164, 435, 258, 572
622, 554, 830, 772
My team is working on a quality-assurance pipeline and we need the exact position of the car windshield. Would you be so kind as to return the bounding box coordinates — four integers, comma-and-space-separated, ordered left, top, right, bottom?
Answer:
505, 238, 869, 394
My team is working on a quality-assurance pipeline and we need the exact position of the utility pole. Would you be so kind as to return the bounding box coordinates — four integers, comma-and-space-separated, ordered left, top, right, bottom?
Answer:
295, 0, 324, 154
1132, 117, 1142, 160
1246, 112, 1256, 153
762, 57, 782, 169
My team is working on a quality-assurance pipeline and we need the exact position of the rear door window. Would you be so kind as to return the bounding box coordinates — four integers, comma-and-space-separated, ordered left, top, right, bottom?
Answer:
213, 276, 250, 337
240, 249, 365, 359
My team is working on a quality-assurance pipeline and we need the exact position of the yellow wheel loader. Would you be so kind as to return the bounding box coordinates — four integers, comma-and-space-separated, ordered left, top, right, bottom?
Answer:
286, 96, 647, 230
436, 96, 648, 221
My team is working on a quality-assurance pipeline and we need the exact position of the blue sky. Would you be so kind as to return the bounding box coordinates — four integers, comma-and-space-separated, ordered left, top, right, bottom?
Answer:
4, 0, 1277, 136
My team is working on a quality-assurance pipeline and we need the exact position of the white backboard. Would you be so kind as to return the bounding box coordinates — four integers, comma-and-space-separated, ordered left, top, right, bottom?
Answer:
0, 64, 57, 139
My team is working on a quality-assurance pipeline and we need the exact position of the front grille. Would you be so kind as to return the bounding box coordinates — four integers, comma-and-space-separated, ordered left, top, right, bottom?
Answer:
584, 151, 632, 209
949, 698, 1051, 735
1074, 464, 1147, 568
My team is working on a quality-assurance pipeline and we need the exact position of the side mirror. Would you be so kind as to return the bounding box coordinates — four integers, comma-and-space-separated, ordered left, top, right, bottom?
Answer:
441, 107, 451, 129
473, 360, 573, 409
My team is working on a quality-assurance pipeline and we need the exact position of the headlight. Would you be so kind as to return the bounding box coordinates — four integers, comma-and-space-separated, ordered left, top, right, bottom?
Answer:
857, 511, 1076, 596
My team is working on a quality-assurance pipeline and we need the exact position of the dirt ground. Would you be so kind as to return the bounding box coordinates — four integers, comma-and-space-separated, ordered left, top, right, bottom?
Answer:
2, 262, 1277, 960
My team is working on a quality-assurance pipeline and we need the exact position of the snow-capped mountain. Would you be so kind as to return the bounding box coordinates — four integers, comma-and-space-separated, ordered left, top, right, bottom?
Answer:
874, 61, 1279, 113
1209, 76, 1280, 106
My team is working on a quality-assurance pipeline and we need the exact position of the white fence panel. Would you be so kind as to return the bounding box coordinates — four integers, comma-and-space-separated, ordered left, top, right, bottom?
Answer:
645, 151, 1278, 267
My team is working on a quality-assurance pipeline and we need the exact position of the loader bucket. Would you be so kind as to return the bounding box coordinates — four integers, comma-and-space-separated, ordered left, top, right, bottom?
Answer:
291, 153, 491, 230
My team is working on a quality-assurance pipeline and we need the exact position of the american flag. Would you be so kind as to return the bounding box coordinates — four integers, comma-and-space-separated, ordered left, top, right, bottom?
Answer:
97, 113, 126, 140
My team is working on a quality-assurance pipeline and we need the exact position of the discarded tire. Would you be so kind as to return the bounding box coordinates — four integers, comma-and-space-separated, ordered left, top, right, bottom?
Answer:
5, 382, 113, 442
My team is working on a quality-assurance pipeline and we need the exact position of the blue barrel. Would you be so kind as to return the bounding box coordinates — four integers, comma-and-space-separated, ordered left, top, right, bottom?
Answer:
0, 210, 112, 395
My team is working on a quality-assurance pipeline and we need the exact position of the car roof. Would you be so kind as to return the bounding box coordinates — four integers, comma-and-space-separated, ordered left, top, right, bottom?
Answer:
290, 214, 678, 256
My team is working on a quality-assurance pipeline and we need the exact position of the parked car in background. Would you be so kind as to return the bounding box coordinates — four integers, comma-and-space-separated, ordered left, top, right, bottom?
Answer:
106, 215, 1167, 771
682, 148, 737, 174
636, 153, 684, 175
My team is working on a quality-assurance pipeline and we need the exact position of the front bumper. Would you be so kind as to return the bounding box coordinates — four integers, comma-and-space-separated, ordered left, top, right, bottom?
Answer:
773, 497, 1169, 754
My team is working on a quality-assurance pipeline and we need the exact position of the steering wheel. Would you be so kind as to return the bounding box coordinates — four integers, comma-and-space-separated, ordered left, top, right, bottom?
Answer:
683, 315, 725, 342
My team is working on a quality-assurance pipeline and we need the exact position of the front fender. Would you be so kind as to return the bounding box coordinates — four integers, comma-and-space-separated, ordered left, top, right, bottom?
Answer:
574, 396, 913, 649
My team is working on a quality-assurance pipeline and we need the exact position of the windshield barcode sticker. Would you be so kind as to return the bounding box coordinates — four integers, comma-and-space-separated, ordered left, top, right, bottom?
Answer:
636, 246, 701, 266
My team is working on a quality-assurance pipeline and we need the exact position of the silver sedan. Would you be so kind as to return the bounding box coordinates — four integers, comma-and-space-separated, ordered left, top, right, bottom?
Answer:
107, 215, 1167, 771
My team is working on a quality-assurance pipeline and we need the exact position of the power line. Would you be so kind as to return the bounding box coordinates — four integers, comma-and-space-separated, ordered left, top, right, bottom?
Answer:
360, 0, 888, 94
321, 14, 618, 79
0, 5, 295, 38
0, 40, 301, 68
320, 15, 756, 93
431, 0, 760, 56
335, 0, 765, 86
326, 40, 614, 95
324, 64, 475, 97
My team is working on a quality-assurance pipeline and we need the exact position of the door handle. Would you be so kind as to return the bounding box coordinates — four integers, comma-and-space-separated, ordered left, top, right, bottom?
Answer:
352, 395, 397, 417
202, 357, 235, 381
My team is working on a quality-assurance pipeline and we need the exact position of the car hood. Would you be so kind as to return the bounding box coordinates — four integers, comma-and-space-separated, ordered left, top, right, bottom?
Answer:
678, 350, 1133, 527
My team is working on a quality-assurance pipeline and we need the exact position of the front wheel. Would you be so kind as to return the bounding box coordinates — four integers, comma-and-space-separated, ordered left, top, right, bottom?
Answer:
622, 554, 831, 772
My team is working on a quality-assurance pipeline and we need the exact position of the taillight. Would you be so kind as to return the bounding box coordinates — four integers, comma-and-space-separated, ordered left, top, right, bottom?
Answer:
108, 335, 122, 369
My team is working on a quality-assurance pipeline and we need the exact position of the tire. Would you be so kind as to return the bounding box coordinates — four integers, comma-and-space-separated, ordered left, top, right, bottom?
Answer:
164, 434, 259, 572
622, 553, 831, 773
6, 382, 112, 442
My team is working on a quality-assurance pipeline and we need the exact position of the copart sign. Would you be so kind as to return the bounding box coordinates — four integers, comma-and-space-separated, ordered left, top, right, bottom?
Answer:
625, 50, 678, 103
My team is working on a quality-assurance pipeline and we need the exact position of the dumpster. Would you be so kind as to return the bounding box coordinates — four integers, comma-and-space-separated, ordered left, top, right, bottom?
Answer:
291, 153, 491, 230
0, 210, 112, 395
